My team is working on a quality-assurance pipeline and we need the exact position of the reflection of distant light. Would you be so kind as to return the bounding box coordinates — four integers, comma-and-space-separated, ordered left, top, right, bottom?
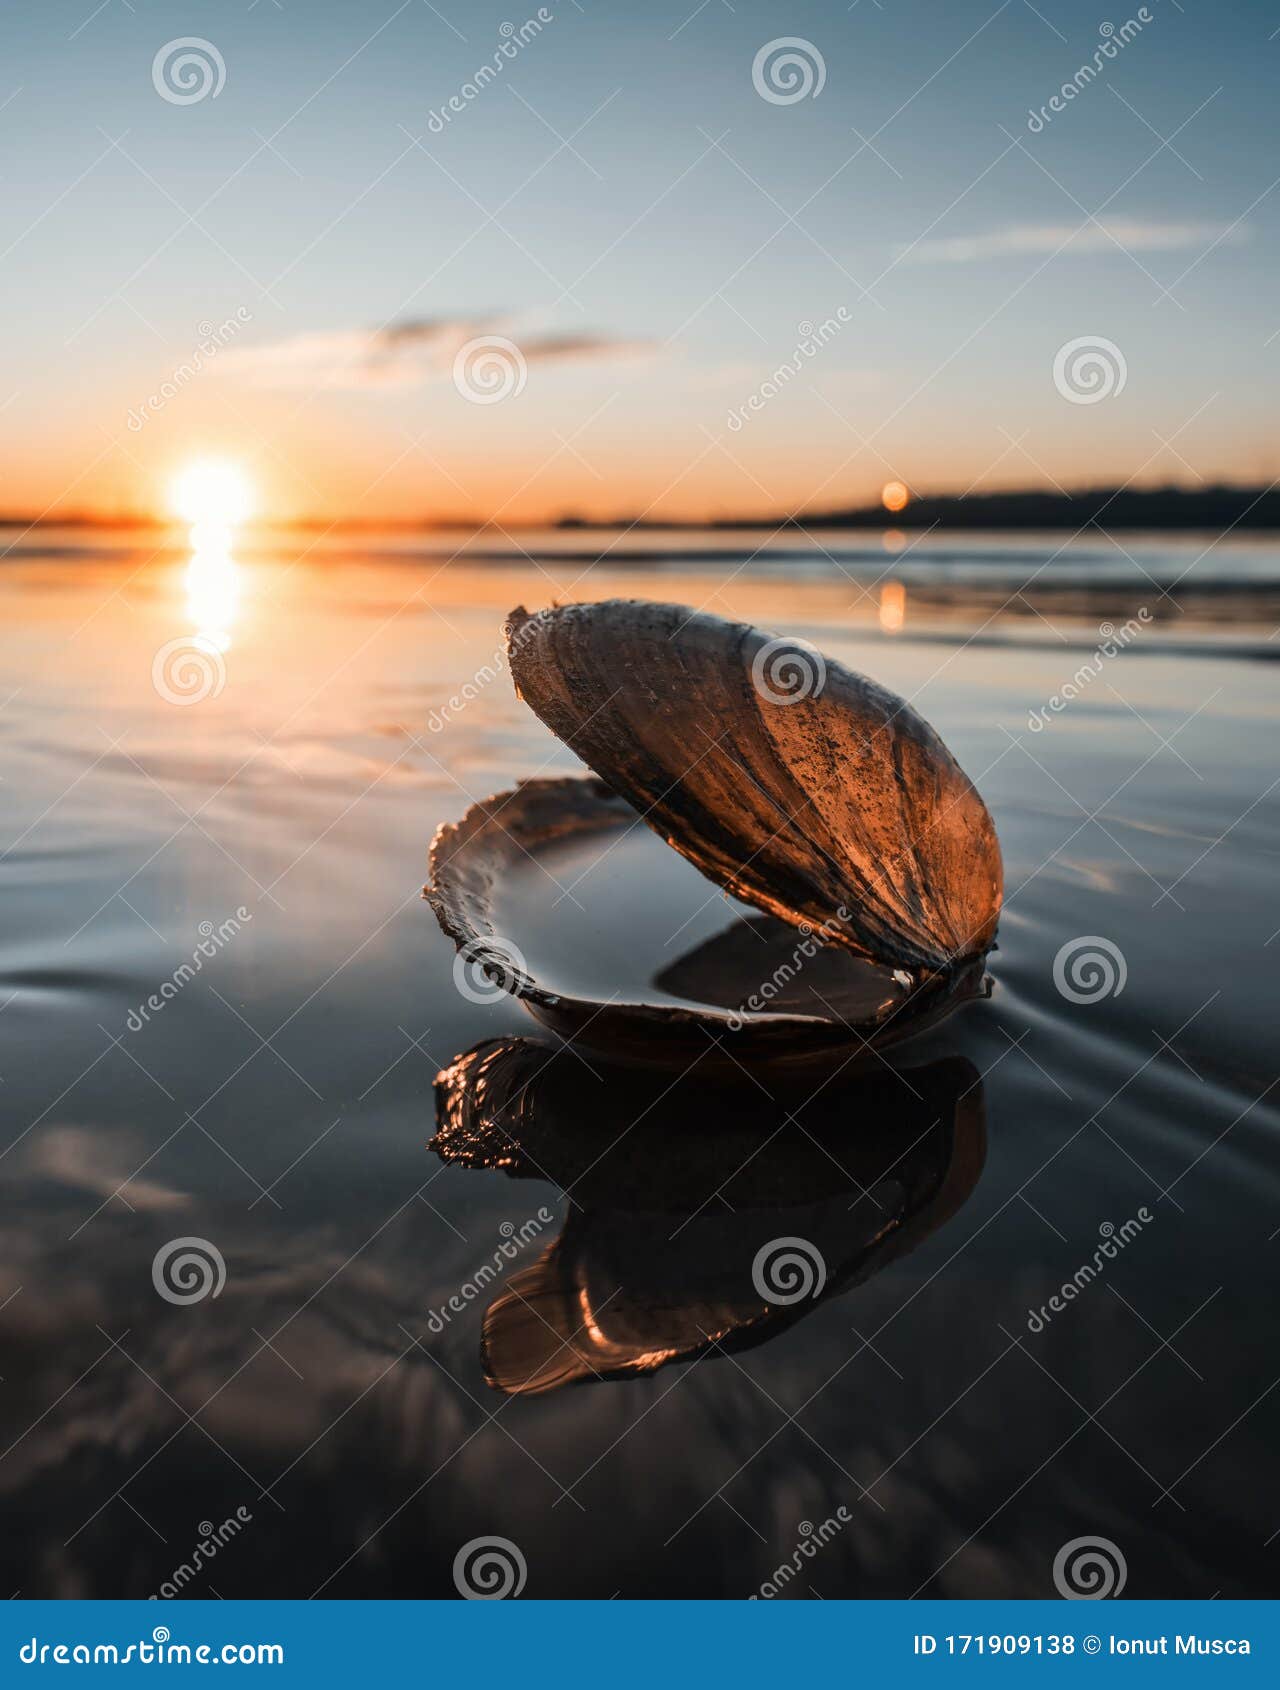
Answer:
881, 528, 906, 555
881, 480, 909, 514
879, 580, 906, 633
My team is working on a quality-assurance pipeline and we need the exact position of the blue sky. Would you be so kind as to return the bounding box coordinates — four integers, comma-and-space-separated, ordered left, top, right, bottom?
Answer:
0, 0, 1275, 520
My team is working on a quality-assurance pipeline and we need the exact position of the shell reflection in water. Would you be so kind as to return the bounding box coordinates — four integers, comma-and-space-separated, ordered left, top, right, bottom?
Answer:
431, 1038, 986, 1397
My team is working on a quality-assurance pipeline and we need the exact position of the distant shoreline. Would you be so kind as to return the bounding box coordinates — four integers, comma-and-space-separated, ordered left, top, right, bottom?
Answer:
3, 484, 1278, 534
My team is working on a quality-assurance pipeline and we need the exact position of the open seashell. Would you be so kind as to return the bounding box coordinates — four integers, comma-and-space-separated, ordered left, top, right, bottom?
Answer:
431, 1036, 986, 1395
426, 600, 1002, 1064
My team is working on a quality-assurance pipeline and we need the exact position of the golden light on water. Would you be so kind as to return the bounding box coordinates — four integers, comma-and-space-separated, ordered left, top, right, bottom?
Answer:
881, 480, 910, 514
185, 544, 239, 653
171, 459, 254, 652
879, 580, 906, 633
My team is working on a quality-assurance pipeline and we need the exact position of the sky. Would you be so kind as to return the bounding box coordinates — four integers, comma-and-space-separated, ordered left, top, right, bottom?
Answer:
0, 0, 1275, 524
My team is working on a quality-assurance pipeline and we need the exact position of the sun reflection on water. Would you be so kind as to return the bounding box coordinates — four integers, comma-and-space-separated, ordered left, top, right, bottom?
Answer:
185, 535, 240, 652
170, 460, 253, 652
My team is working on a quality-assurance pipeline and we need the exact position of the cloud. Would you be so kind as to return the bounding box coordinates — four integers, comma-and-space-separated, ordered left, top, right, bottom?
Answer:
900, 219, 1251, 264
220, 316, 653, 390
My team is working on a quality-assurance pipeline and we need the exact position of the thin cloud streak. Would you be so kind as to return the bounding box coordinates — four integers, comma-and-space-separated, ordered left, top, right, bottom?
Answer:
220, 317, 655, 391
900, 219, 1252, 265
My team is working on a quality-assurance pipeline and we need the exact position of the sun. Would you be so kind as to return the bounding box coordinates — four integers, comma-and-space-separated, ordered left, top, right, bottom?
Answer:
171, 459, 255, 527
881, 480, 910, 515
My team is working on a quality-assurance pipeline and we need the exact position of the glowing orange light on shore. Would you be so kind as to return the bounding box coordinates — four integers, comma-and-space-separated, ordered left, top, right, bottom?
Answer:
879, 580, 906, 633
881, 480, 909, 514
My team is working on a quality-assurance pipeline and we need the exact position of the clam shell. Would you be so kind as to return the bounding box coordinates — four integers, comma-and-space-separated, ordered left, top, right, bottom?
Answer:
506, 600, 1002, 977
431, 1037, 986, 1394
426, 774, 991, 1066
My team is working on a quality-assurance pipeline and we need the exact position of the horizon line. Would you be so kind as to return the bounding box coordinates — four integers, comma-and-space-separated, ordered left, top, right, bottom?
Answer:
2, 479, 1278, 535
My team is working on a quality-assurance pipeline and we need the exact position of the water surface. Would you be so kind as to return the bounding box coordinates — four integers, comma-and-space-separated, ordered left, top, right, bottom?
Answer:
1, 527, 1276, 1598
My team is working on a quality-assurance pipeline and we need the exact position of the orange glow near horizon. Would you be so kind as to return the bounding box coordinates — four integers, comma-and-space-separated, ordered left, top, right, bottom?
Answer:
881, 480, 910, 514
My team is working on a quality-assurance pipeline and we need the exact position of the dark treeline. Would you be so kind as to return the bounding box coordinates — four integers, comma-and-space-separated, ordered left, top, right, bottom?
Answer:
556, 484, 1280, 533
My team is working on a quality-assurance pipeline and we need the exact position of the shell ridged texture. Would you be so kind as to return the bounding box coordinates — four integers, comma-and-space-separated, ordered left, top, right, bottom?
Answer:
507, 601, 1002, 976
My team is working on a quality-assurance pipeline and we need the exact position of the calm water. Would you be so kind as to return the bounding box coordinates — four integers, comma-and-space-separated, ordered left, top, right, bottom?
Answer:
1, 527, 1277, 1598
